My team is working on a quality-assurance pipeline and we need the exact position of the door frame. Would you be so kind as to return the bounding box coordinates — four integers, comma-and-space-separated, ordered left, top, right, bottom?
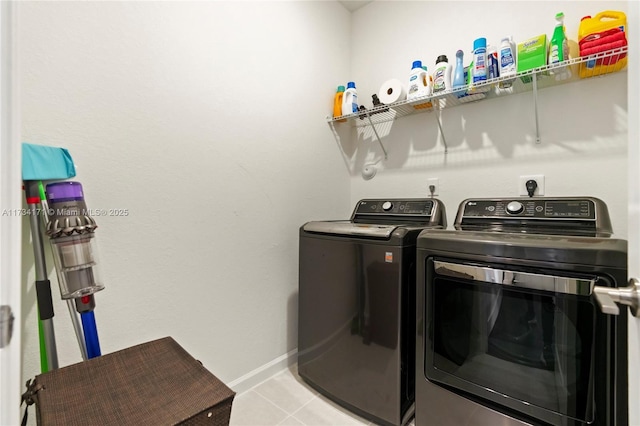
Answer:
627, 1, 639, 424
0, 1, 22, 425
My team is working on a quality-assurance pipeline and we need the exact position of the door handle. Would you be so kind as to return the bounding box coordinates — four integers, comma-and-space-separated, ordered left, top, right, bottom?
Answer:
0, 305, 14, 348
593, 278, 640, 317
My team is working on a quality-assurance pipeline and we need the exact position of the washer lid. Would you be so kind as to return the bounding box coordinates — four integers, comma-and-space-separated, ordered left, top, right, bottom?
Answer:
303, 221, 397, 239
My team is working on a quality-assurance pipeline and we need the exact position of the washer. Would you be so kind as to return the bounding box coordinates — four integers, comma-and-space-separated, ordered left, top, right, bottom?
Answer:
298, 198, 446, 426
415, 197, 628, 426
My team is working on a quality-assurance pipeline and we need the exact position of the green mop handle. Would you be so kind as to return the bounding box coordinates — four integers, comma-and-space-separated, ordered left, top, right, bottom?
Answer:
25, 180, 58, 371
36, 182, 50, 371
37, 311, 48, 372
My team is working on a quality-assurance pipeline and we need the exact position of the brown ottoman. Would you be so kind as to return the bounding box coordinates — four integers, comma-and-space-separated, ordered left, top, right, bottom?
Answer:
23, 337, 235, 425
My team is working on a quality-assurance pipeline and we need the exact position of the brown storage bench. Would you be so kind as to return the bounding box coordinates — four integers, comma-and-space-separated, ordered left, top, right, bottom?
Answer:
23, 336, 235, 425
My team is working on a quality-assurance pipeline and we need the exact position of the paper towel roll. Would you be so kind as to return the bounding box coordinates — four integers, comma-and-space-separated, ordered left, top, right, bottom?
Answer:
378, 79, 406, 104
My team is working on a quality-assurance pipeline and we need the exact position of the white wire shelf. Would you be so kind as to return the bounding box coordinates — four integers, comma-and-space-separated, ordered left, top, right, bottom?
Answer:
328, 46, 628, 130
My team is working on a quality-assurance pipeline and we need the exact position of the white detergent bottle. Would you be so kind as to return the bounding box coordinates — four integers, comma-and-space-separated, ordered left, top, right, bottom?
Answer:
342, 81, 358, 116
406, 61, 430, 100
432, 55, 453, 94
499, 36, 517, 88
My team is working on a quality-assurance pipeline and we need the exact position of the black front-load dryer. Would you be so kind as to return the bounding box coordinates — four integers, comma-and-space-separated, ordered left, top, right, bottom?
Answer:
298, 198, 446, 426
415, 197, 628, 426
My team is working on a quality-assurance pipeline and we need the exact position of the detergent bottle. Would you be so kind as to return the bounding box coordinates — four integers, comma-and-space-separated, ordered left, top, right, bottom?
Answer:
499, 36, 516, 88
578, 11, 628, 78
407, 61, 432, 109
432, 55, 453, 94
333, 85, 346, 121
407, 61, 430, 100
342, 82, 358, 116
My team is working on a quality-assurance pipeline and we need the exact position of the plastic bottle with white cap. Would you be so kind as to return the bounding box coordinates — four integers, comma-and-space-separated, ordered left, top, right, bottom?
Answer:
407, 61, 431, 100
432, 55, 453, 94
342, 82, 358, 116
499, 36, 517, 88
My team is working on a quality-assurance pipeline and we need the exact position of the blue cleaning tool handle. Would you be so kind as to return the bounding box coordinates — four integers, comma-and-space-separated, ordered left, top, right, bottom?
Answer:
81, 311, 102, 358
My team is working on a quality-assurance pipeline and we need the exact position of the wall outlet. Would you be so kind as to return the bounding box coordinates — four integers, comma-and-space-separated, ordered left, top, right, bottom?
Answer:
427, 178, 440, 196
519, 175, 545, 196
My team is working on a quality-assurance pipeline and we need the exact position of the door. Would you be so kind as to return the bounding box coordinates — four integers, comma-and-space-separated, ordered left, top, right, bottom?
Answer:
0, 1, 21, 425
627, 1, 640, 425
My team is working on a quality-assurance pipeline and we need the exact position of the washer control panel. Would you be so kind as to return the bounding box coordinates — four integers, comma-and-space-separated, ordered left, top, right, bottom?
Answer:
355, 199, 435, 216
461, 198, 595, 219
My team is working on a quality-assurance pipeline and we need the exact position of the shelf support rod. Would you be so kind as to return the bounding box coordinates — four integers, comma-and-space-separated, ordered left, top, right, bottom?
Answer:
365, 110, 388, 160
436, 109, 448, 153
532, 74, 541, 144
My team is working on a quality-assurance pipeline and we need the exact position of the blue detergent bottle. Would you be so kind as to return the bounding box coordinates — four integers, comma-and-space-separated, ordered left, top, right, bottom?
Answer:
453, 50, 466, 98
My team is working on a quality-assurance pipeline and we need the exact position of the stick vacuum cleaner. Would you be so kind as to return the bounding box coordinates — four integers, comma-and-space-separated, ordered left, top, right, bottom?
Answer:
45, 181, 104, 359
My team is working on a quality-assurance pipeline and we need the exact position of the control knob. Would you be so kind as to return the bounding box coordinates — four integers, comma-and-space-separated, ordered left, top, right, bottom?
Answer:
382, 201, 393, 211
506, 201, 524, 214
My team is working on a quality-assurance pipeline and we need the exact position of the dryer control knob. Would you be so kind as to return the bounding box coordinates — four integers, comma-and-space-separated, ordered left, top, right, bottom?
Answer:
382, 201, 393, 211
507, 201, 524, 214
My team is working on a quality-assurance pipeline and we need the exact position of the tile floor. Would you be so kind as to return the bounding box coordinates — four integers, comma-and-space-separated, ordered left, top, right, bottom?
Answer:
230, 364, 413, 426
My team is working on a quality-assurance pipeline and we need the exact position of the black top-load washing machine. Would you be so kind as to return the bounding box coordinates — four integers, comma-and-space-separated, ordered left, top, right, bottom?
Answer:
298, 198, 446, 426
415, 197, 628, 426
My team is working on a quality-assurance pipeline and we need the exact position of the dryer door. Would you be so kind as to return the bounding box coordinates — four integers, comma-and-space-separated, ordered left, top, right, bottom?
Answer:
424, 258, 610, 426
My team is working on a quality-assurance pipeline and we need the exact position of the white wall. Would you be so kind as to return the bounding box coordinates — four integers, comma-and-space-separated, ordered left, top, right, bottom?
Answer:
19, 1, 351, 389
348, 1, 629, 237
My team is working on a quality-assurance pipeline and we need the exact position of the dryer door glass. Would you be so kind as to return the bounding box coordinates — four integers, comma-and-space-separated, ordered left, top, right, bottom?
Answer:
426, 271, 596, 424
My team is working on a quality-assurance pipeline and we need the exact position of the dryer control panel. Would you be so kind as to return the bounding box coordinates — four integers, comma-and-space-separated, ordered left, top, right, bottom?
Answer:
454, 197, 613, 237
462, 199, 595, 219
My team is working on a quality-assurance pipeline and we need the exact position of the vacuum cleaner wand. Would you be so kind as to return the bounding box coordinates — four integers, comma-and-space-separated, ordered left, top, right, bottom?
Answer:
45, 181, 104, 358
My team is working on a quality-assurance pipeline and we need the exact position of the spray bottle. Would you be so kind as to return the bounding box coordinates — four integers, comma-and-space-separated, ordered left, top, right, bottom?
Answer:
549, 12, 570, 64
549, 12, 571, 80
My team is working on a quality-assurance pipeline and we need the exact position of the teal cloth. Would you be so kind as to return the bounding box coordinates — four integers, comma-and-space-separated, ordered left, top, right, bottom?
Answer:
22, 142, 76, 180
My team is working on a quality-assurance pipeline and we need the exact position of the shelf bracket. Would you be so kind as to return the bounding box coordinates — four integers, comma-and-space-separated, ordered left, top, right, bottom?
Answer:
364, 110, 388, 160
532, 74, 541, 144
436, 109, 448, 153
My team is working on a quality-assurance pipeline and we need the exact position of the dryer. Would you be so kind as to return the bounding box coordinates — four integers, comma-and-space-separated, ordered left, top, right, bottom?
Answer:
298, 198, 446, 426
415, 197, 628, 426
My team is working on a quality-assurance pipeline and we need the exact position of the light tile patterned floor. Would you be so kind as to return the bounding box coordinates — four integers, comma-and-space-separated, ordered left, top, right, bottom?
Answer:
230, 364, 413, 426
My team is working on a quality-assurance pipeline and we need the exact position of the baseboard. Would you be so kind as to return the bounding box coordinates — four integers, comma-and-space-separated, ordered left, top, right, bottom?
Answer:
228, 348, 298, 394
